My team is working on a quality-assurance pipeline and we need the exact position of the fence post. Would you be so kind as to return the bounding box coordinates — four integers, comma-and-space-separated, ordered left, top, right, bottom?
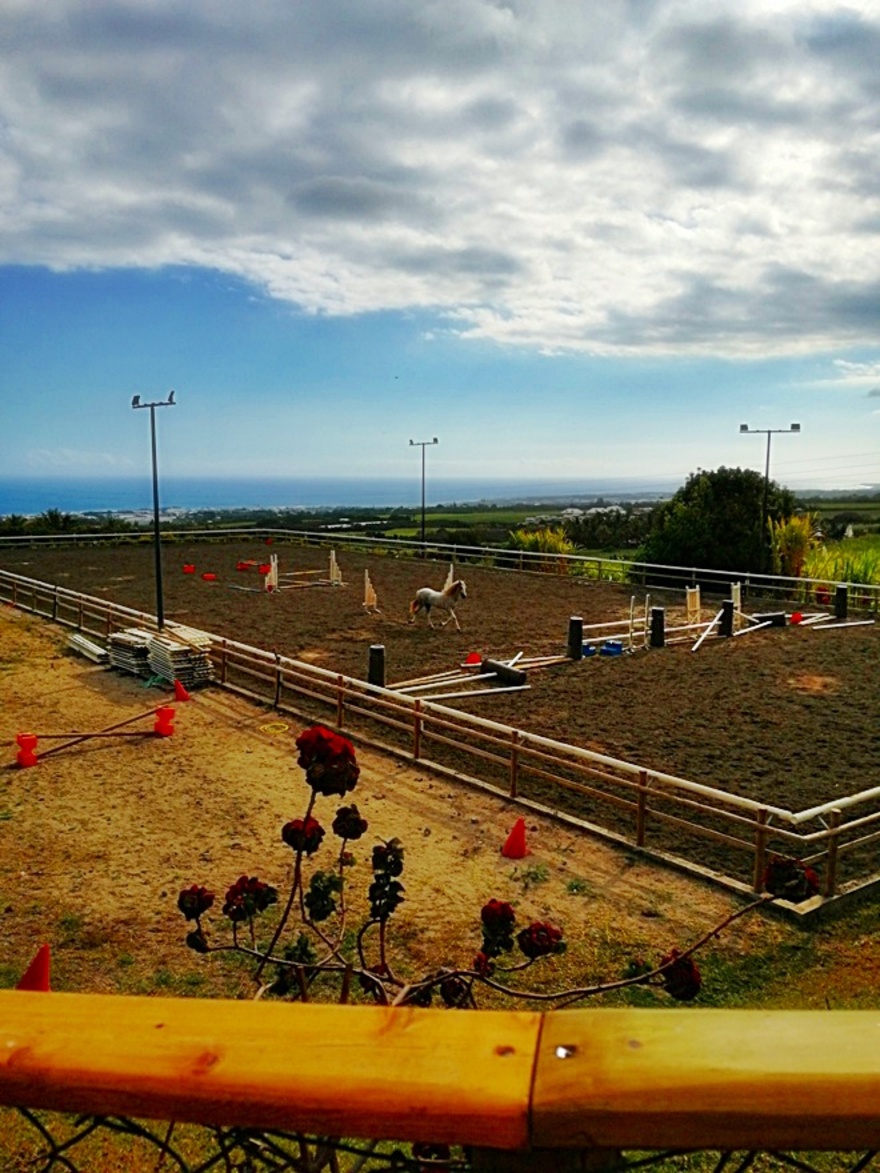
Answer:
567, 617, 583, 661
752, 807, 769, 893
77, 597, 84, 629
368, 644, 386, 689
336, 674, 345, 729
412, 699, 422, 761
52, 587, 58, 622
824, 808, 842, 898
273, 652, 282, 709
649, 607, 665, 649
720, 598, 734, 638
636, 770, 648, 846
509, 730, 519, 798
834, 584, 848, 620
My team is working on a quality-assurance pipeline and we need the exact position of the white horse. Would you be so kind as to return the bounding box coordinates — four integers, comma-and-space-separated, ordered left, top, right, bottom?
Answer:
409, 579, 468, 631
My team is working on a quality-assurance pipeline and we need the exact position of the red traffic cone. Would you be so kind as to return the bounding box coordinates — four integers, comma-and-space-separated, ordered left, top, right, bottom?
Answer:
465, 652, 481, 665
502, 817, 529, 859
174, 679, 191, 702
17, 943, 51, 992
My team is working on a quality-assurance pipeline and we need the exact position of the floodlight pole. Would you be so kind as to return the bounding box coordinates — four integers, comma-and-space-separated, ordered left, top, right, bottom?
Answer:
409, 437, 438, 547
739, 422, 800, 572
132, 391, 176, 630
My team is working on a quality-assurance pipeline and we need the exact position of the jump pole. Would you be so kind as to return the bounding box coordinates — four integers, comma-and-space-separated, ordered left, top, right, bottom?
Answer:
388, 667, 476, 689
398, 673, 497, 693
813, 619, 875, 631
17, 705, 173, 763
691, 609, 723, 653
419, 684, 530, 701
732, 620, 775, 638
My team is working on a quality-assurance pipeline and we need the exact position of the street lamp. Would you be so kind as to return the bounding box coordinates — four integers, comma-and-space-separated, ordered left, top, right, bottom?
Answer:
132, 390, 176, 630
739, 421, 800, 571
409, 436, 438, 546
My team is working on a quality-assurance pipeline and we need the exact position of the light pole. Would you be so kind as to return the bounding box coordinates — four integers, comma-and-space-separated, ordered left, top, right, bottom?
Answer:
409, 436, 438, 546
132, 390, 176, 629
739, 421, 800, 571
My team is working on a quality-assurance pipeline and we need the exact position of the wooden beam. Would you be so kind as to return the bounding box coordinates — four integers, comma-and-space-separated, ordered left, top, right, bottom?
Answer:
2, 996, 880, 1153
0, 992, 538, 1149
532, 1009, 880, 1151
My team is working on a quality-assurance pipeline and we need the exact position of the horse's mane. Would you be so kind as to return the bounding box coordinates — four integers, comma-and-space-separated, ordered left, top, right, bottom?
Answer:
443, 579, 466, 597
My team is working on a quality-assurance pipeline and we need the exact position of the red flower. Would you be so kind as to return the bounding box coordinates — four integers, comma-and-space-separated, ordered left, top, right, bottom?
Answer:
222, 875, 278, 923
295, 726, 360, 796
282, 816, 325, 855
480, 898, 516, 958
659, 948, 702, 1001
332, 804, 368, 841
480, 898, 516, 932
177, 884, 214, 921
517, 920, 566, 960
472, 951, 495, 977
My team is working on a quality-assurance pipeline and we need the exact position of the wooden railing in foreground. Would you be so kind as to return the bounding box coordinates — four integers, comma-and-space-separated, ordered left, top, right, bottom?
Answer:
2, 992, 879, 1161
3, 569, 880, 910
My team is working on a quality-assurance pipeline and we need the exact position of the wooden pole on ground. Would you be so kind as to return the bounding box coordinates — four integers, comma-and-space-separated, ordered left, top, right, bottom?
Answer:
37, 706, 167, 759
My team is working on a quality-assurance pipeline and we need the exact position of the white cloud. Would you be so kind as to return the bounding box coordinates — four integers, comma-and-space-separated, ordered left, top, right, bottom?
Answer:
1, 0, 878, 356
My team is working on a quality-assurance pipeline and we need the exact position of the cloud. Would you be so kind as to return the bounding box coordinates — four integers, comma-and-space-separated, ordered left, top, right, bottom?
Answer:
1, 0, 879, 357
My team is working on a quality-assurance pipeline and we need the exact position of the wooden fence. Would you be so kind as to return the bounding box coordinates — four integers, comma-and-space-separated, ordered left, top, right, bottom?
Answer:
2, 526, 879, 614
3, 568, 880, 913
2, 991, 879, 1166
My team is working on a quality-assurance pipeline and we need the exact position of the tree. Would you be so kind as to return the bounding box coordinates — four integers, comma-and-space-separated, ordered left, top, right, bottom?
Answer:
639, 467, 796, 574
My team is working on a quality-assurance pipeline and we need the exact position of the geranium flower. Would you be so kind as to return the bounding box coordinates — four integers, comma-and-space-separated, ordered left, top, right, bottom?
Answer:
177, 884, 214, 921
295, 726, 360, 796
332, 804, 368, 841
479, 898, 517, 957
281, 816, 325, 855
517, 920, 566, 960
222, 875, 278, 923
472, 951, 494, 977
659, 948, 702, 1001
480, 898, 516, 932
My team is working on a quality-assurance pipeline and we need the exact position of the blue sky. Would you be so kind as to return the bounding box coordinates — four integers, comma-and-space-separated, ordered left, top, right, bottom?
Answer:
1, 1, 879, 493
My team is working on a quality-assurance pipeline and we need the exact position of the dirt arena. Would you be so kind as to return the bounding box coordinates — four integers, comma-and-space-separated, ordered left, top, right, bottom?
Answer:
2, 538, 878, 819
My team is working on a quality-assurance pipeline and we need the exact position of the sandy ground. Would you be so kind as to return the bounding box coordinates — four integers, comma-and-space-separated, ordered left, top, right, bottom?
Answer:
2, 605, 779, 1002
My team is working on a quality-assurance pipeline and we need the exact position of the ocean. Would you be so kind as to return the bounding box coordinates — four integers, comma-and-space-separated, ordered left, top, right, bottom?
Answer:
0, 475, 677, 518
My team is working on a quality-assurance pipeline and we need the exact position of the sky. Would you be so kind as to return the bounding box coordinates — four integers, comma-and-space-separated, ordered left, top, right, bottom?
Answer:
1, 0, 879, 495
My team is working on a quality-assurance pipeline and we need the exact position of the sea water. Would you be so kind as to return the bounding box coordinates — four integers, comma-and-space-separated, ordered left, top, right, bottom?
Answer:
0, 475, 677, 517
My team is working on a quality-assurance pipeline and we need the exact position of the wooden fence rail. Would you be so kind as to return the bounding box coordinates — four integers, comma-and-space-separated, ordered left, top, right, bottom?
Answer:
1, 992, 879, 1157
2, 569, 880, 914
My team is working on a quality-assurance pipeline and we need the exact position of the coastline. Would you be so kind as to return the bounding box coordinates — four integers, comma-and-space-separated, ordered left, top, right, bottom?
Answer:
0, 475, 679, 519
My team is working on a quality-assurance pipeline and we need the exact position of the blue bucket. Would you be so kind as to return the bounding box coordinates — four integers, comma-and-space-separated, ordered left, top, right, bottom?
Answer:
600, 640, 623, 656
